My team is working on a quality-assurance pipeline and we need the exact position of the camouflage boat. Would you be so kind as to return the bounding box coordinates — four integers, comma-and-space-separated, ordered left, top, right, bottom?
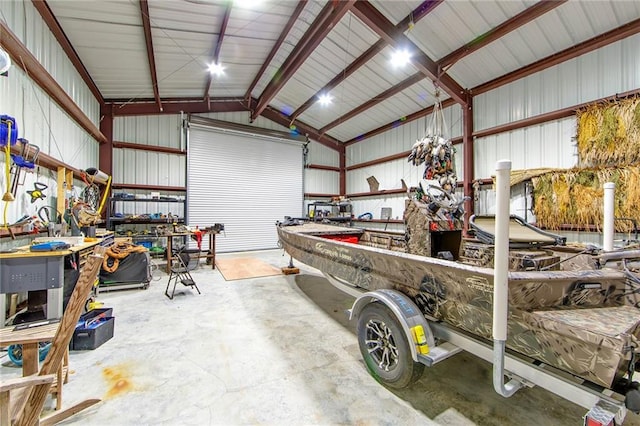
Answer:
276, 198, 640, 394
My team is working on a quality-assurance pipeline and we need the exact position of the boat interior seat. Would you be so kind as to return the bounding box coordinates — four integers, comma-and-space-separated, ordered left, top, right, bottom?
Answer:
469, 215, 566, 248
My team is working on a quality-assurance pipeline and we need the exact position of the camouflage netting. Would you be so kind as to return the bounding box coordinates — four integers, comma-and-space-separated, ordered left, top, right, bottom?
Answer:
529, 97, 640, 233
531, 166, 640, 233
577, 96, 640, 167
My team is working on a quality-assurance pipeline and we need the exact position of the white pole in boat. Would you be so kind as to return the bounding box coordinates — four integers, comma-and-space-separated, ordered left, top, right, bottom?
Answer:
603, 182, 615, 252
493, 159, 511, 342
492, 159, 522, 397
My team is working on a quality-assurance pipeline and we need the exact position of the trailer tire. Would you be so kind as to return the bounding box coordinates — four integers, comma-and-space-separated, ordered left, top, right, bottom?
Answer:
357, 302, 424, 389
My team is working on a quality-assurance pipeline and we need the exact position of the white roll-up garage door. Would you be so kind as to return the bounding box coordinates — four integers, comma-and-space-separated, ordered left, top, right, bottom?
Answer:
187, 117, 304, 253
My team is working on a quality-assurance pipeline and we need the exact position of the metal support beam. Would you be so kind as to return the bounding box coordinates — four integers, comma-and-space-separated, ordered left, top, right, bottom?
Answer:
1, 21, 107, 144
340, 149, 346, 196
203, 2, 232, 99
260, 106, 344, 152
463, 92, 474, 230
32, 0, 104, 105
251, 0, 356, 121
139, 0, 162, 112
438, 0, 566, 69
319, 72, 424, 134
107, 97, 249, 116
344, 98, 457, 145
245, 0, 308, 102
352, 1, 465, 105
291, 0, 442, 120
99, 105, 114, 182
474, 17, 640, 95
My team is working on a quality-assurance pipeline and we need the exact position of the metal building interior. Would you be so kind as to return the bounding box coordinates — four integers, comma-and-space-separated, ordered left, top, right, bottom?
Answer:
1, 0, 640, 425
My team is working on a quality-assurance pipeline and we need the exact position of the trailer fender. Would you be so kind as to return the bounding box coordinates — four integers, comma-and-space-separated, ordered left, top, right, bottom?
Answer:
349, 289, 435, 362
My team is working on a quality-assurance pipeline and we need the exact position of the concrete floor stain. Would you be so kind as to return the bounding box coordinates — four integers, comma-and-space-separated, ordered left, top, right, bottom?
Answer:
102, 364, 133, 398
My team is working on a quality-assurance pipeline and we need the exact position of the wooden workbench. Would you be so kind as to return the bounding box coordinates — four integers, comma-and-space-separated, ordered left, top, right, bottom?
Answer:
0, 322, 59, 376
165, 231, 218, 273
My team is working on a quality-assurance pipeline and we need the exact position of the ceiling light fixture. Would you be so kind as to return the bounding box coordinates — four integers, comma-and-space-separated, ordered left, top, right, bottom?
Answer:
391, 49, 411, 68
0, 48, 11, 75
318, 94, 332, 106
208, 62, 225, 76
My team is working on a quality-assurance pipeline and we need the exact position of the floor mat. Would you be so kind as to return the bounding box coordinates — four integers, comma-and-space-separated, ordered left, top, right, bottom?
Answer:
215, 257, 282, 281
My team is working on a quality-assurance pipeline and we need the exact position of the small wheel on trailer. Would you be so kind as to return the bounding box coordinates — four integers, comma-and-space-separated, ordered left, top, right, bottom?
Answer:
357, 302, 425, 389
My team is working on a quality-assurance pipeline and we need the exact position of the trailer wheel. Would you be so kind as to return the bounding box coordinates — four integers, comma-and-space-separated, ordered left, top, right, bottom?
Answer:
357, 302, 424, 389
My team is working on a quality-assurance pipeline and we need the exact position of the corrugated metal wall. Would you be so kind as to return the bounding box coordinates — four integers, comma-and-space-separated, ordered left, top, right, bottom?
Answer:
472, 35, 639, 216
474, 117, 577, 178
113, 115, 182, 148
346, 104, 463, 167
344, 104, 463, 219
111, 112, 340, 198
474, 35, 640, 131
1, 2, 100, 231
343, 35, 638, 226
3, 1, 100, 125
112, 114, 185, 198
305, 142, 339, 195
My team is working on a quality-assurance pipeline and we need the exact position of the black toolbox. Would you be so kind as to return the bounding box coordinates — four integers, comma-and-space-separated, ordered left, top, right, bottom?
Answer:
71, 308, 115, 350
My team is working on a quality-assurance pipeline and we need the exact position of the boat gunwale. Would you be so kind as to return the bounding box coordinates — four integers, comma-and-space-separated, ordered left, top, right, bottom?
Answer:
277, 224, 629, 281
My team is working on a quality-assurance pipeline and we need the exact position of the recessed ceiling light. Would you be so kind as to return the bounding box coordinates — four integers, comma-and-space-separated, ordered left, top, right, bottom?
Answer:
391, 49, 411, 67
318, 94, 332, 106
208, 62, 225, 76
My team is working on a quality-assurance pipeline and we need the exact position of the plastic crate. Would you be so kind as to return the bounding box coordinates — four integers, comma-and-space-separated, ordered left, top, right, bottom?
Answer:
137, 241, 153, 249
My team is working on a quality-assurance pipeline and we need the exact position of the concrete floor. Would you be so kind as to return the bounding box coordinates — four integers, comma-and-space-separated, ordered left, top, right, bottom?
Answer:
2, 249, 640, 425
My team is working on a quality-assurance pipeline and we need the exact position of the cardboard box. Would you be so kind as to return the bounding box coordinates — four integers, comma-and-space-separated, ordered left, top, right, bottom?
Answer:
71, 308, 115, 350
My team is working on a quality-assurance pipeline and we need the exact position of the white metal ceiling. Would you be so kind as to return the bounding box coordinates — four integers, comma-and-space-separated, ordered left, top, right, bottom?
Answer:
41, 0, 640, 143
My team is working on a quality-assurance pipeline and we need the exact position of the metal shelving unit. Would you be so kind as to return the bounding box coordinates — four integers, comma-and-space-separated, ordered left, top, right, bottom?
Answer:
105, 197, 186, 231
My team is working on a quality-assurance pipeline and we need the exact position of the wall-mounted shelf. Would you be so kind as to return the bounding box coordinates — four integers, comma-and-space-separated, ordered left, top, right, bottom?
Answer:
346, 188, 407, 199
105, 197, 186, 231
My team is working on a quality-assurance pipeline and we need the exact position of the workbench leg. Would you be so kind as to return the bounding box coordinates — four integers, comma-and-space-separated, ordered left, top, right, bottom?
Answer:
47, 287, 63, 320
210, 233, 216, 270
22, 342, 39, 376
0, 294, 6, 327
166, 237, 172, 274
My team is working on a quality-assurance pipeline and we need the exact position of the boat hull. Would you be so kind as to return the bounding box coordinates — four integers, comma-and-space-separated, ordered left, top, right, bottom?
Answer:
277, 223, 640, 389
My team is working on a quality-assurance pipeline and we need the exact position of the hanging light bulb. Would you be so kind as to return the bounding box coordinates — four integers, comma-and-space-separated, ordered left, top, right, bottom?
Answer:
208, 62, 225, 76
0, 48, 12, 75
318, 93, 332, 106
390, 49, 411, 68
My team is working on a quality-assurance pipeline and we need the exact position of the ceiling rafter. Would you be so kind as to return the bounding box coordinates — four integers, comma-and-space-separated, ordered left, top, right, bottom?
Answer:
344, 97, 457, 145
351, 1, 465, 105
250, 0, 357, 121
319, 72, 424, 135
139, 0, 162, 112
244, 0, 308, 102
474, 17, 640, 95
31, 0, 104, 105
291, 0, 442, 120
438, 0, 567, 70
345, 16, 640, 147
1, 21, 107, 143
335, 0, 569, 143
107, 97, 250, 116
203, 2, 233, 99
260, 106, 344, 153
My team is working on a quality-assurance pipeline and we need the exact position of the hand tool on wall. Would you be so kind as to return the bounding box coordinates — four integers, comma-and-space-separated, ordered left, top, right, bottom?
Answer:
10, 137, 40, 197
1, 115, 18, 204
